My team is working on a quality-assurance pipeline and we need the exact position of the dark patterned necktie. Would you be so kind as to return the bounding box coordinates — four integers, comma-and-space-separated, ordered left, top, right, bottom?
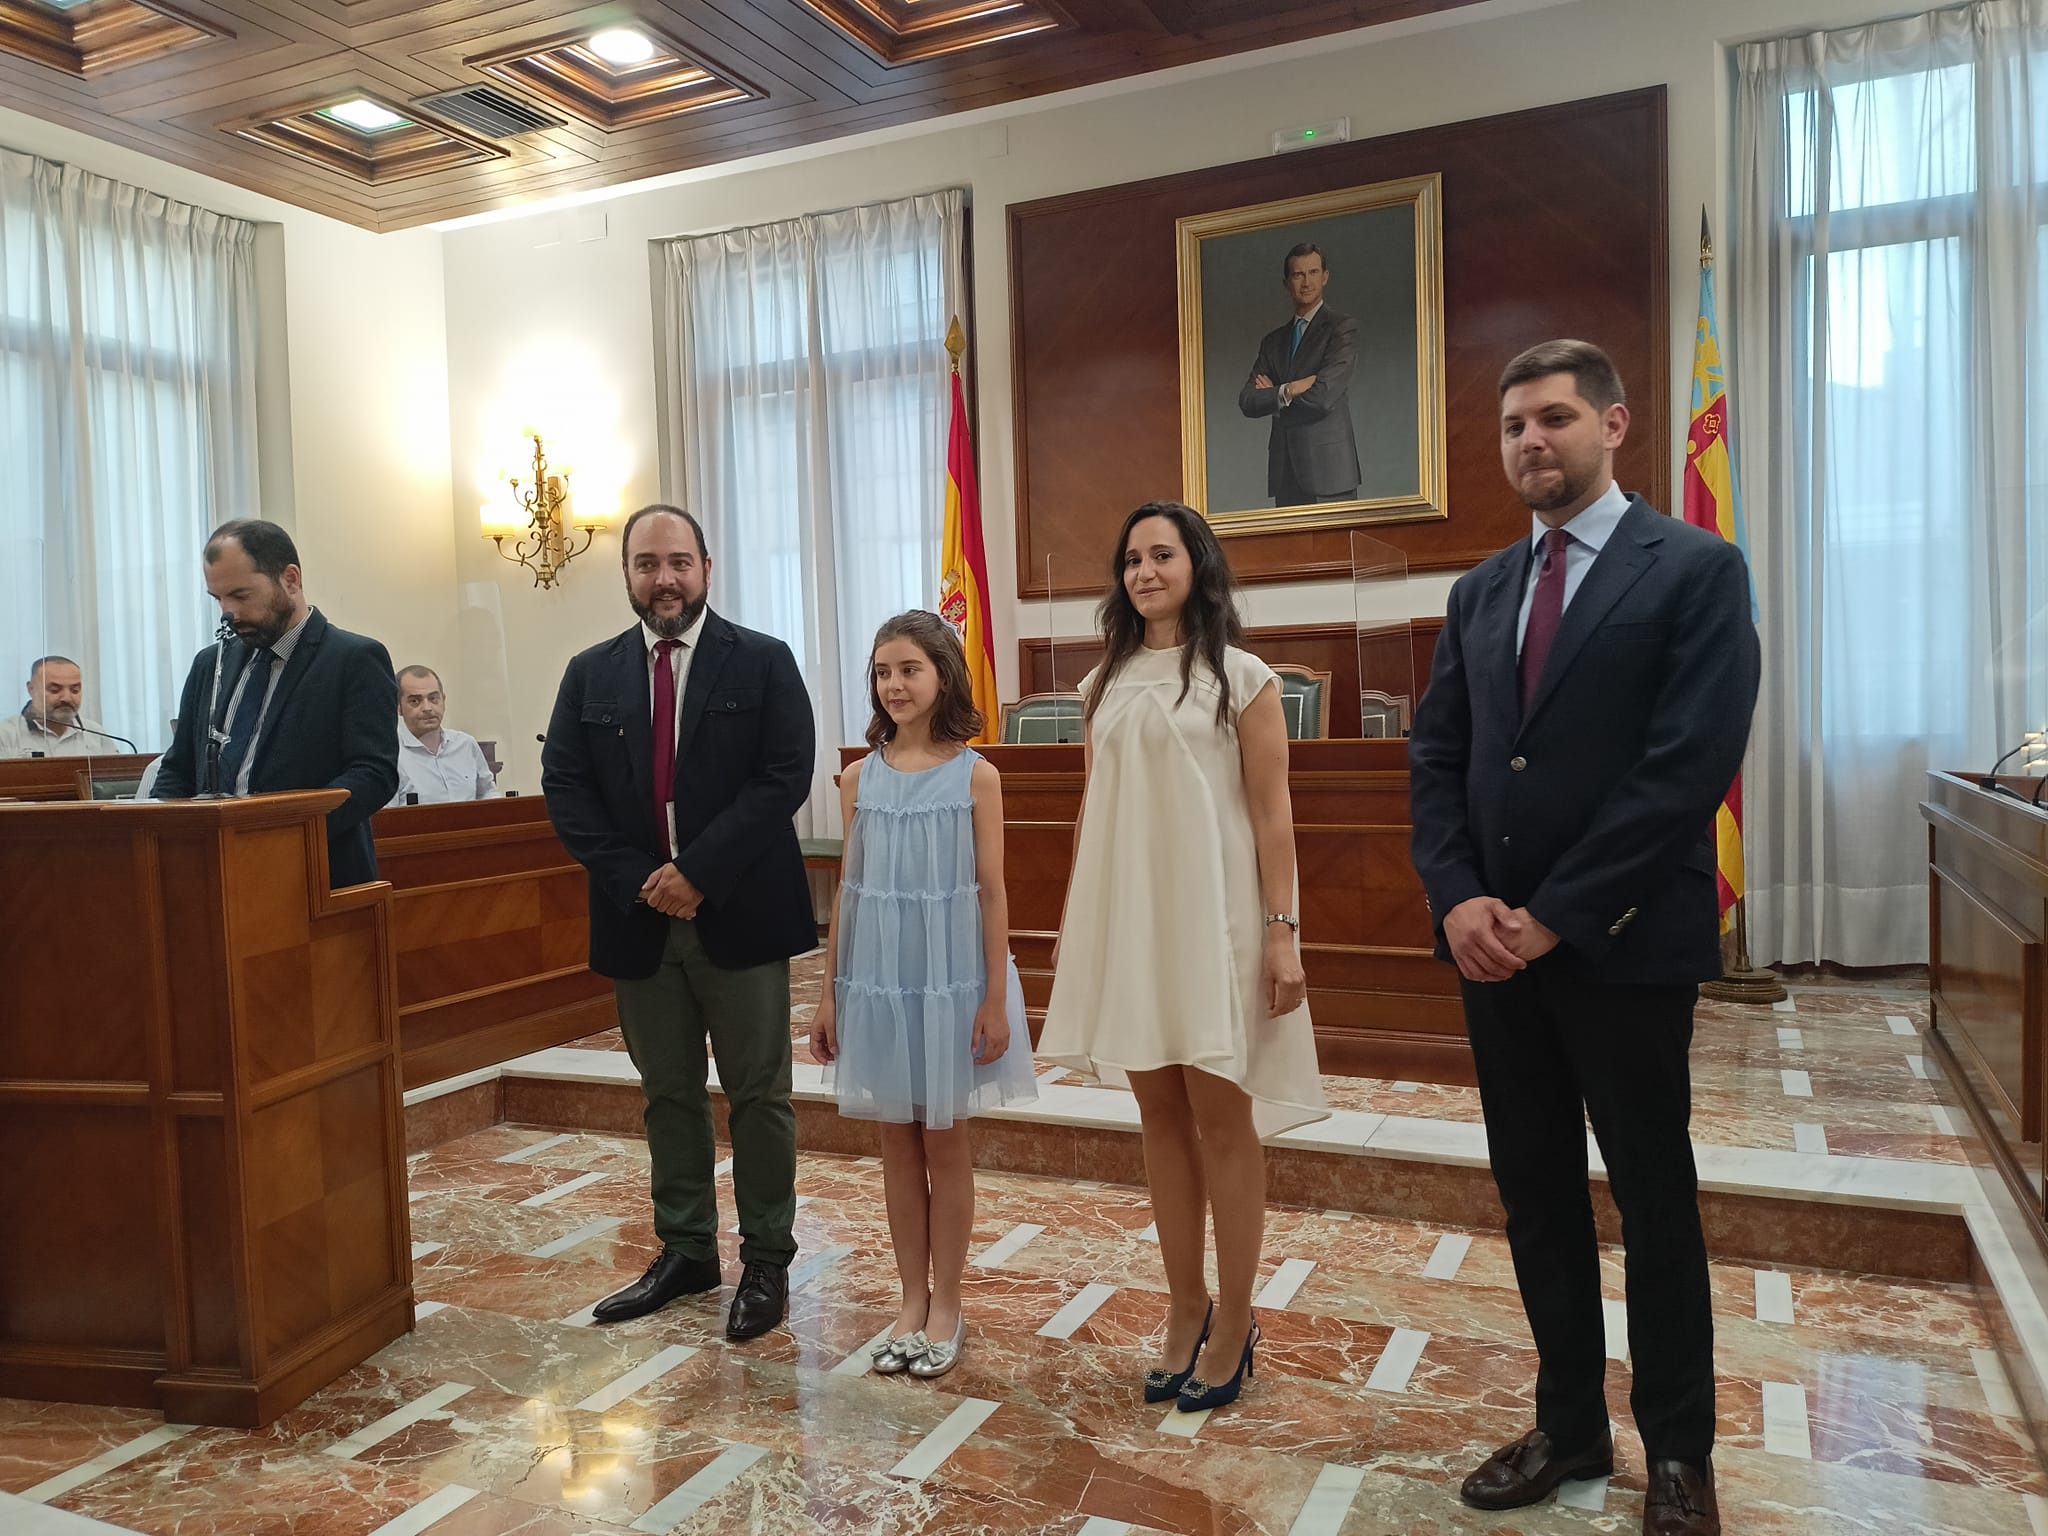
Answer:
1518, 528, 1570, 713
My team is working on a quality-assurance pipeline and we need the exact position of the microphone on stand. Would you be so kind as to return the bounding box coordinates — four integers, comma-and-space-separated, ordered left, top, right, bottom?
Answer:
1979, 731, 2044, 796
199, 617, 235, 799
65, 722, 141, 753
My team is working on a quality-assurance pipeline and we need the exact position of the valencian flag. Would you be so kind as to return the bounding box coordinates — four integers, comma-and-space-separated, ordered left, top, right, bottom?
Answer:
1683, 214, 1758, 933
939, 317, 999, 744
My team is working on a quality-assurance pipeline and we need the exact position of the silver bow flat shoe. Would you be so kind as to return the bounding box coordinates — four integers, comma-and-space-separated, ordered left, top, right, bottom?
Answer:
908, 1316, 966, 1378
872, 1331, 928, 1374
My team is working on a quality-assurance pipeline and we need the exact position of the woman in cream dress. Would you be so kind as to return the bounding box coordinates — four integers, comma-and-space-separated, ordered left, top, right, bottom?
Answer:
1040, 500, 1327, 1414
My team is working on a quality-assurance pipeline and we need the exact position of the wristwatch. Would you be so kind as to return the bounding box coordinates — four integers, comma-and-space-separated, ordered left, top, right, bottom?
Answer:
1265, 913, 1300, 931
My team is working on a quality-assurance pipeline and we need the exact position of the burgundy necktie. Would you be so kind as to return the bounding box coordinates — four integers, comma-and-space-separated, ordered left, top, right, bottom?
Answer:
652, 639, 680, 847
1519, 527, 1570, 713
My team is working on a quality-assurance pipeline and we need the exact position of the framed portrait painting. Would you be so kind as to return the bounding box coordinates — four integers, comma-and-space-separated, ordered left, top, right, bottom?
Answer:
1176, 173, 1447, 536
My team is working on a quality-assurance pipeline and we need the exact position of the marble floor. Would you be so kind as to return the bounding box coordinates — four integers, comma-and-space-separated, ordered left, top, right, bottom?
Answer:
5, 1109, 2047, 1534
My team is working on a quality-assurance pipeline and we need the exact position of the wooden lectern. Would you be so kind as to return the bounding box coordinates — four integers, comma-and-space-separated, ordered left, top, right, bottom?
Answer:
0, 791, 413, 1427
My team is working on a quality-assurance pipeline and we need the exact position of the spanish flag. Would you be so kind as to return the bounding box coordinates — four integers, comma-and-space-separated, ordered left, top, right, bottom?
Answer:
1682, 215, 1757, 933
939, 318, 998, 743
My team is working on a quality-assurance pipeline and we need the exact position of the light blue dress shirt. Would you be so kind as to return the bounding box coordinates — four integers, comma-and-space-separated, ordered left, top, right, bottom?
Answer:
1514, 479, 1631, 656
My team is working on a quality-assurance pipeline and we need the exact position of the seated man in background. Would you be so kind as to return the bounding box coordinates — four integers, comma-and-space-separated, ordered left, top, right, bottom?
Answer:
390, 664, 499, 806
0, 656, 109, 758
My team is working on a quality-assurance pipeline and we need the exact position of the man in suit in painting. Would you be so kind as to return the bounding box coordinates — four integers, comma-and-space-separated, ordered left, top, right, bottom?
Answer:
1407, 340, 1760, 1536
152, 520, 399, 888
542, 504, 816, 1341
1237, 242, 1361, 506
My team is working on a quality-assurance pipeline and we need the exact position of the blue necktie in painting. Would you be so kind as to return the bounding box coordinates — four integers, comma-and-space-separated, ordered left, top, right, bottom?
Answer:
1290, 316, 1307, 357
217, 646, 274, 792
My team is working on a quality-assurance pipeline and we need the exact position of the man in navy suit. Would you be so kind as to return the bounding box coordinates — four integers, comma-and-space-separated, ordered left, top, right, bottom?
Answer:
153, 520, 398, 888
1409, 341, 1759, 1536
1237, 242, 1361, 506
542, 505, 815, 1341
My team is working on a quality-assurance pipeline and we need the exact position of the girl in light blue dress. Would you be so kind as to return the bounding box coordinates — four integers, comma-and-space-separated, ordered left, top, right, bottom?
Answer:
809, 610, 1035, 1379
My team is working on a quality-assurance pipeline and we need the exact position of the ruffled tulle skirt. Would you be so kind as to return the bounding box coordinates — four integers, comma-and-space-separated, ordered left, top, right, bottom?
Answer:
826, 955, 1036, 1128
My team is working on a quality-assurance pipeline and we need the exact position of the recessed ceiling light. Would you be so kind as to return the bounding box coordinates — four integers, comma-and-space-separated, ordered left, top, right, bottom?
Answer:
587, 28, 657, 66
320, 98, 409, 133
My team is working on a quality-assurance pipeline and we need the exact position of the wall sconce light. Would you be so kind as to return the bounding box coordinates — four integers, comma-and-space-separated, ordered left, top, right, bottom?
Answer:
481, 431, 611, 588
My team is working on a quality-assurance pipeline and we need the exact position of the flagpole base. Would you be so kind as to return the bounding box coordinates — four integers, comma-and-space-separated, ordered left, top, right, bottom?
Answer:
1700, 968, 1788, 1005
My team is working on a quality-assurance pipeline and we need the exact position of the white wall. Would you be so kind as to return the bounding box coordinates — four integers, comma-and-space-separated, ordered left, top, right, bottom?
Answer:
437, 0, 1908, 787
0, 103, 460, 703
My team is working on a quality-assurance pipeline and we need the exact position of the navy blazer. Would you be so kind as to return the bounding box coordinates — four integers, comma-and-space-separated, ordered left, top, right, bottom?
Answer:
153, 609, 400, 889
541, 610, 816, 980
1408, 497, 1762, 985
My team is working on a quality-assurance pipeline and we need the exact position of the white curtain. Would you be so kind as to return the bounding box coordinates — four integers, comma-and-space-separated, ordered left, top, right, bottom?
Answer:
659, 189, 967, 837
0, 145, 260, 752
1733, 2, 2048, 966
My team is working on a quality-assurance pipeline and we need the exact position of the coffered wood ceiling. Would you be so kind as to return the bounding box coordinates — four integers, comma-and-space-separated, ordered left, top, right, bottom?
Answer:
0, 0, 1492, 232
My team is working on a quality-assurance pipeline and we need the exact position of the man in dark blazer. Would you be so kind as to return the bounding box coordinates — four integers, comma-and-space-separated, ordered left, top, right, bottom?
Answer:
1237, 242, 1361, 506
153, 520, 398, 889
1409, 341, 1759, 1536
543, 504, 816, 1341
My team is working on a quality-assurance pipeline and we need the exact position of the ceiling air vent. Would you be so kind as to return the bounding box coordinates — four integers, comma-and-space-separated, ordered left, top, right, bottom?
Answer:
416, 86, 563, 140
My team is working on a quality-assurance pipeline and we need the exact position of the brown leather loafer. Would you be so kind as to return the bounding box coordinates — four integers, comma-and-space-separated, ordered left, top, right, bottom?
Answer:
1460, 1428, 1615, 1510
1642, 1459, 1719, 1535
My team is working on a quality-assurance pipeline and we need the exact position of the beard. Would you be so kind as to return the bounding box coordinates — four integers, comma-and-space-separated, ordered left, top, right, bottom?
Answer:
233, 591, 297, 650
1515, 457, 1600, 514
634, 590, 706, 640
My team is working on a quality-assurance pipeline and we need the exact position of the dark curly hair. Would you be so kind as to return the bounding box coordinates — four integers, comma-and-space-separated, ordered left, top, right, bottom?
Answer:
1087, 500, 1246, 726
864, 610, 986, 750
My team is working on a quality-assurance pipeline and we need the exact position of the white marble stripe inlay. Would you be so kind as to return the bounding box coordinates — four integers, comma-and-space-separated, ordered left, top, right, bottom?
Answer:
527, 1216, 624, 1259
407, 1190, 429, 1204
496, 1132, 574, 1164
712, 1156, 734, 1178
1039, 1282, 1117, 1340
1929, 1104, 1961, 1136
576, 1344, 700, 1413
518, 1170, 609, 1208
1887, 1014, 1918, 1035
1780, 1069, 1813, 1099
1754, 1270, 1795, 1325
1253, 1258, 1317, 1311
365, 1485, 482, 1536
410, 1242, 445, 1261
1776, 1027, 1803, 1051
1556, 1474, 1609, 1513
1037, 1067, 1069, 1085
788, 1243, 854, 1292
1972, 1347, 2023, 1419
561, 1300, 603, 1328
973, 1222, 1046, 1270
2026, 1491, 2048, 1536
1793, 1123, 1829, 1155
831, 1325, 896, 1377
1907, 1055, 1932, 1080
1135, 1223, 1159, 1243
1602, 1298, 1629, 1361
889, 1398, 1001, 1481
1285, 1462, 1367, 1535
1365, 1327, 1430, 1393
1761, 1380, 1812, 1458
1389, 1081, 1421, 1092
1158, 1405, 1210, 1437
630, 1443, 770, 1530
1771, 998, 1796, 1013
322, 1382, 471, 1460
1077, 1520, 1135, 1536
413, 1301, 449, 1321
1423, 1233, 1472, 1280
16, 1424, 196, 1504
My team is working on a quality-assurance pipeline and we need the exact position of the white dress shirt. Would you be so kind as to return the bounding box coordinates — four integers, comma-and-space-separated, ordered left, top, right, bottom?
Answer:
221, 611, 312, 795
0, 710, 105, 758
645, 606, 709, 856
1515, 479, 1632, 655
390, 726, 499, 807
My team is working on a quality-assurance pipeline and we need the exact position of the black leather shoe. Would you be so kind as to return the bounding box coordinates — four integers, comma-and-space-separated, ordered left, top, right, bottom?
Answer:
1642, 1459, 1719, 1535
590, 1250, 722, 1324
1460, 1428, 1615, 1510
724, 1260, 789, 1340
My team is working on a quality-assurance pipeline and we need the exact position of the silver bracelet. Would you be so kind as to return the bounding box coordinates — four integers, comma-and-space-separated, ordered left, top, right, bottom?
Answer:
1265, 913, 1299, 931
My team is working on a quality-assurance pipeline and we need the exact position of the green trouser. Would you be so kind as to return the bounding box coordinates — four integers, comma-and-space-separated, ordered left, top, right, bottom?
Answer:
612, 918, 797, 1267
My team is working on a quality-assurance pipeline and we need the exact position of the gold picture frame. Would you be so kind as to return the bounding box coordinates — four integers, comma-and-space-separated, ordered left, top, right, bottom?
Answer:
1176, 173, 1447, 536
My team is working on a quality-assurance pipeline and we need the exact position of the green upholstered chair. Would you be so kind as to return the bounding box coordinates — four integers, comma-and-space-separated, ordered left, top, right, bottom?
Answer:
1272, 665, 1331, 740
1000, 692, 1086, 745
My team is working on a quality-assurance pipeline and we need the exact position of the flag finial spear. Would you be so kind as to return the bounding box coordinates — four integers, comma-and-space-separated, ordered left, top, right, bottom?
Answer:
1700, 207, 1714, 271
945, 315, 966, 372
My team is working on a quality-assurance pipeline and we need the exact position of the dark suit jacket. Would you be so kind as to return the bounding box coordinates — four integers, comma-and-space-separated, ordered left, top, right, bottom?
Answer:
1237, 306, 1361, 498
153, 609, 400, 889
1408, 497, 1761, 985
541, 610, 817, 980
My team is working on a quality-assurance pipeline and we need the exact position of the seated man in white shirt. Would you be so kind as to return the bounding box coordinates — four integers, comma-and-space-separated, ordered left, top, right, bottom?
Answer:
0, 656, 110, 759
389, 665, 500, 806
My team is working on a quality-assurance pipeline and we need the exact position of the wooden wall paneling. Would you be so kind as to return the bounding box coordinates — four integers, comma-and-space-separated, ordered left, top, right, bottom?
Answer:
1010, 87, 1668, 595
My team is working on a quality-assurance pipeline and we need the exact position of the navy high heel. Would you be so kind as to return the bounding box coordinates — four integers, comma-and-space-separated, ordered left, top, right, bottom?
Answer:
1176, 1319, 1259, 1412
1142, 1301, 1214, 1404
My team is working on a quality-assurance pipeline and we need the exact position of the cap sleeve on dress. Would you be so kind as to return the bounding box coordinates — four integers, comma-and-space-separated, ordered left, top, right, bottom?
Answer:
1224, 647, 1279, 715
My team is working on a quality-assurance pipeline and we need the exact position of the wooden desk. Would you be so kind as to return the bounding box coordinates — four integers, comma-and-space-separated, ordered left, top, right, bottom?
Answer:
843, 740, 1464, 1082
371, 798, 612, 1089
1923, 771, 2048, 1233
0, 752, 156, 801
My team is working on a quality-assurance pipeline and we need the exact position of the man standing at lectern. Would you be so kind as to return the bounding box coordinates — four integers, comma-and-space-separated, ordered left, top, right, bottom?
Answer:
542, 504, 815, 1341
1408, 341, 1759, 1536
152, 520, 399, 889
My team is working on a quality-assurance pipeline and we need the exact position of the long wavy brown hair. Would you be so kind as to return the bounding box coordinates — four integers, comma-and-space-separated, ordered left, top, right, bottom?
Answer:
864, 610, 986, 750
1087, 500, 1246, 726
